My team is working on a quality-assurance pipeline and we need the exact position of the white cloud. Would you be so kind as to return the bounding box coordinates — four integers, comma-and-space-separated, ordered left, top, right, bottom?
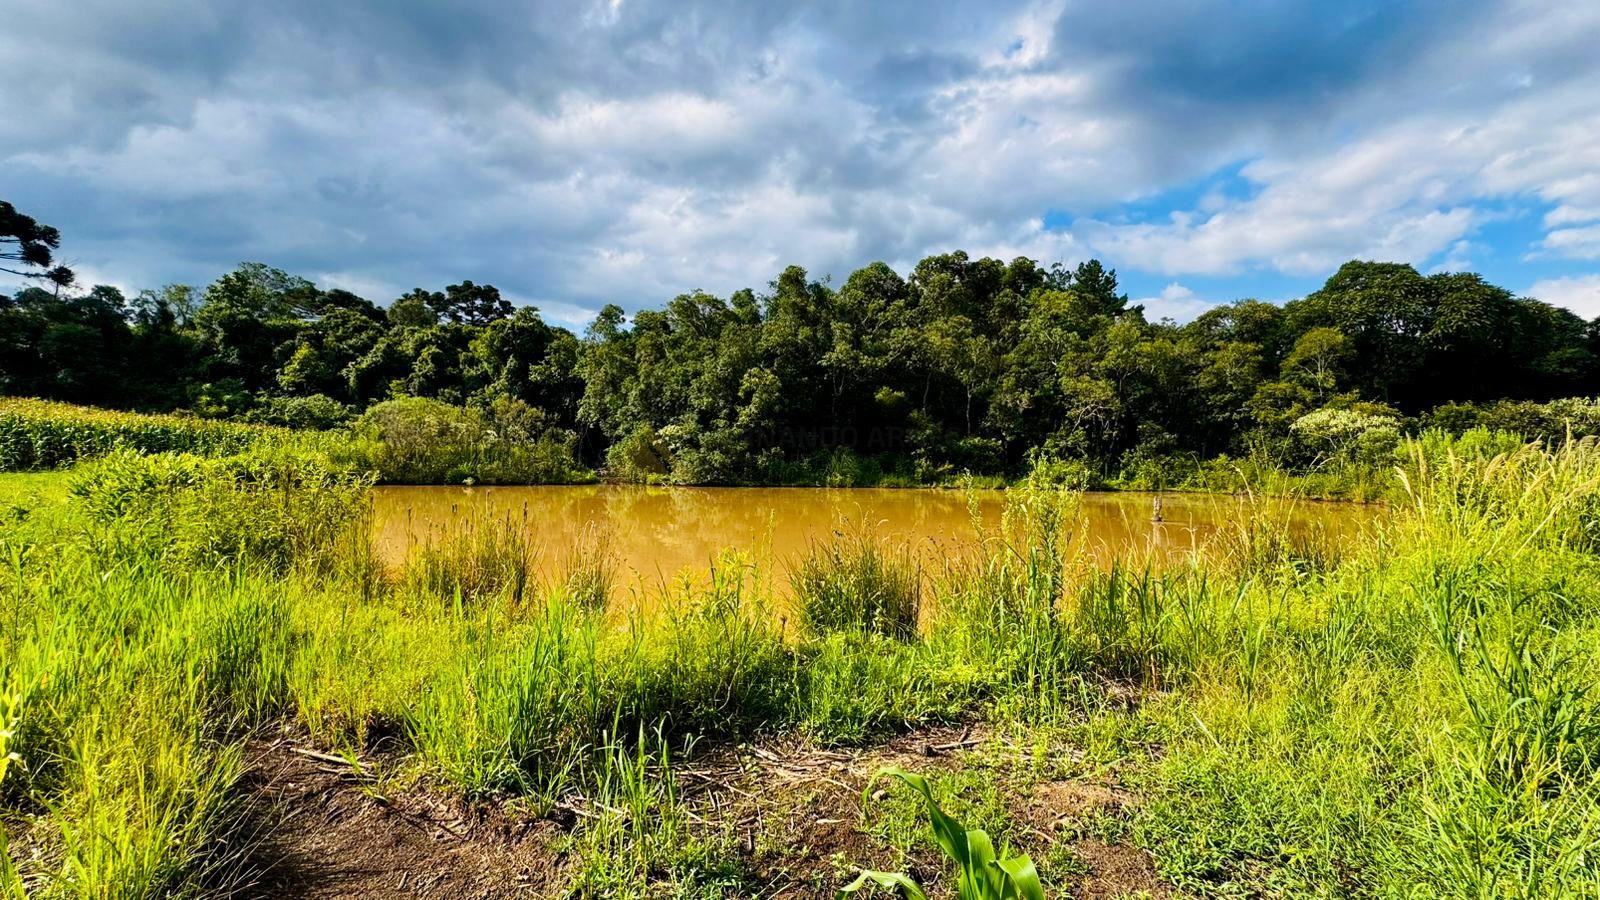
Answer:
1055, 2, 1600, 276
524, 92, 746, 162
1544, 205, 1600, 228
1071, 81, 1600, 274
315, 271, 401, 302
1527, 274, 1600, 319
501, 291, 601, 330
1135, 283, 1216, 323
1537, 224, 1600, 260
6, 0, 1600, 312
1432, 239, 1478, 273
58, 264, 137, 298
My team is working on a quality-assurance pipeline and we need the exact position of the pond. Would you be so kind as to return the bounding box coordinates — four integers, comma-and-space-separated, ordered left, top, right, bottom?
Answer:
372, 485, 1379, 599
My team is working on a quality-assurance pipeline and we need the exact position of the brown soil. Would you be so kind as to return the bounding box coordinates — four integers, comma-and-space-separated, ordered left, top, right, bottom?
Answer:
686, 723, 988, 897
1020, 779, 1131, 830
1070, 839, 1171, 900
1016, 775, 1169, 899
234, 736, 565, 899
229, 720, 1176, 899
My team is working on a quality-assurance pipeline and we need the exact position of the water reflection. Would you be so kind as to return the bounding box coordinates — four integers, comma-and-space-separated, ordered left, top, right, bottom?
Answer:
371, 485, 1377, 596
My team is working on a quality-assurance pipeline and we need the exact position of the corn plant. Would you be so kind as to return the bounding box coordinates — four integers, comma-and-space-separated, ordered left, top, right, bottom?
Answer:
1, 691, 23, 898
843, 767, 1044, 900
0, 398, 271, 471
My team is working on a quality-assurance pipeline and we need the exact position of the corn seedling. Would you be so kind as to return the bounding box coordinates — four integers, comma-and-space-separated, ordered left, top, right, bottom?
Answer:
843, 767, 1044, 900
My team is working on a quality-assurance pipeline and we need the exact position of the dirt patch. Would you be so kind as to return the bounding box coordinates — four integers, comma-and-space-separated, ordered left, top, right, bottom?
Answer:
235, 736, 564, 899
228, 720, 1175, 899
1071, 838, 1170, 900
1013, 774, 1168, 898
1017, 778, 1132, 834
228, 724, 989, 899
671, 723, 990, 897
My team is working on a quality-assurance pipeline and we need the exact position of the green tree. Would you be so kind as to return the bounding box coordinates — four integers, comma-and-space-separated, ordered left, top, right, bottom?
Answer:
0, 199, 75, 292
191, 263, 318, 392
429, 280, 512, 326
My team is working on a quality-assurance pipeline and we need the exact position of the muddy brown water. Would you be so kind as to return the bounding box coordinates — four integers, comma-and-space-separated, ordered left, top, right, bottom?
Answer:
372, 486, 1378, 601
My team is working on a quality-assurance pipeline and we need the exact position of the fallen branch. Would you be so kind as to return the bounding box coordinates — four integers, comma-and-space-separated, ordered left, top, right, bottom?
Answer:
290, 746, 369, 772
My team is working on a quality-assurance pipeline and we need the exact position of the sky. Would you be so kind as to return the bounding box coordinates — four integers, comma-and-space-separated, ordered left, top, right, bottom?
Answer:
5, 0, 1600, 328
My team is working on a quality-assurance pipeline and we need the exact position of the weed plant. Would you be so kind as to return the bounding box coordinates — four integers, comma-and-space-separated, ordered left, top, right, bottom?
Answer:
791, 528, 922, 640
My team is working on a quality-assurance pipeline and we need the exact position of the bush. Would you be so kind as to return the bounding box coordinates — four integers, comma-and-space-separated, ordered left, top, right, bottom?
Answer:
1023, 453, 1099, 490
1423, 397, 1600, 445
1114, 447, 1203, 491
241, 393, 354, 430
604, 424, 671, 483
344, 396, 589, 485
1290, 406, 1402, 468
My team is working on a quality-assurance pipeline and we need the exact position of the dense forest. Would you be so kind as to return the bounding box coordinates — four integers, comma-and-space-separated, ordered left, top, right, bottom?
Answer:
5, 198, 1600, 485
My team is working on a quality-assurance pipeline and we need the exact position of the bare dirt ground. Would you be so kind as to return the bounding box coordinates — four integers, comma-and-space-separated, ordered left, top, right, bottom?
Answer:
233, 722, 1172, 899
236, 736, 566, 899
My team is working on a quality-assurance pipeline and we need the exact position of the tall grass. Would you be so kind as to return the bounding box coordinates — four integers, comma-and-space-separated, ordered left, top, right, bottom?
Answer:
0, 691, 22, 897
67, 447, 373, 575
398, 509, 539, 606
6, 434, 1600, 896
790, 529, 922, 640
559, 521, 615, 609
561, 724, 745, 895
1126, 438, 1600, 897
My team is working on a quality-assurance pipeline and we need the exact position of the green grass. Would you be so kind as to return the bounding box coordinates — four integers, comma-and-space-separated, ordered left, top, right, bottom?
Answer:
4, 433, 1600, 896
0, 472, 69, 506
791, 531, 922, 641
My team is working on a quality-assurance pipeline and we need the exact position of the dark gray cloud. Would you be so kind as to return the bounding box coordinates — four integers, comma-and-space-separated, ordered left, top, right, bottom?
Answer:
1050, 2, 1484, 106
4, 0, 1599, 324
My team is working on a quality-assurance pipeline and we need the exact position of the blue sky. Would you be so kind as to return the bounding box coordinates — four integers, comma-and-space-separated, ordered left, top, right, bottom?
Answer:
4, 0, 1600, 326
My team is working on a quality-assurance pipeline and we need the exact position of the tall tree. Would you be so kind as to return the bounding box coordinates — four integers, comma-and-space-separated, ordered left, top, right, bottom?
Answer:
0, 200, 75, 292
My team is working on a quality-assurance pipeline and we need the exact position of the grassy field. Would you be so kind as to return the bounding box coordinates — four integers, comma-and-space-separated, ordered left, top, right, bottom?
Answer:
1, 432, 1598, 898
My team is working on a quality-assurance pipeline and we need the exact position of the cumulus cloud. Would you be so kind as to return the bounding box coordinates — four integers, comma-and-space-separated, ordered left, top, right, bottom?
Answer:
1135, 283, 1217, 323
3, 0, 1600, 318
1528, 274, 1600, 319
1066, 2, 1600, 276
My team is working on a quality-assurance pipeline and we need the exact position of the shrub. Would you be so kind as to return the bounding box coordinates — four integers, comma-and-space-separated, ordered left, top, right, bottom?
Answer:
1023, 453, 1098, 490
241, 393, 354, 430
604, 424, 671, 483
344, 396, 588, 485
1290, 406, 1402, 468
1422, 397, 1600, 445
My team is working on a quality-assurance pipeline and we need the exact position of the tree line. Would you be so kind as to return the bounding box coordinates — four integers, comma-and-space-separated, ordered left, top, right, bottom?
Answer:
5, 199, 1598, 484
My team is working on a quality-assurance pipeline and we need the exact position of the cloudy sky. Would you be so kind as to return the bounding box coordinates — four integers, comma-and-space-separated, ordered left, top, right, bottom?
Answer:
5, 0, 1600, 326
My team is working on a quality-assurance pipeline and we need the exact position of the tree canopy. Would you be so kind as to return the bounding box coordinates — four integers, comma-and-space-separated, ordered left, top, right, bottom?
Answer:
4, 199, 1598, 484
0, 201, 75, 292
